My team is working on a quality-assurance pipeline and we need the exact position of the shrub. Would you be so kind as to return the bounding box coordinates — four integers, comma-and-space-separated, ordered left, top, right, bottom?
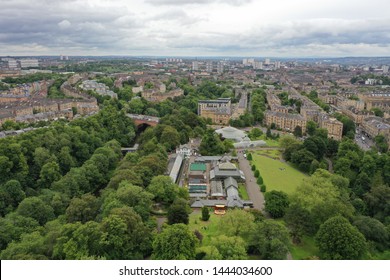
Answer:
257, 176, 263, 185
254, 170, 260, 178
201, 206, 210, 221
260, 185, 266, 192
251, 165, 256, 171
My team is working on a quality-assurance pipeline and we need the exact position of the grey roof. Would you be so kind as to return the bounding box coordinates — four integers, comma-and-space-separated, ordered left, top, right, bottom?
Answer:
169, 154, 183, 183
227, 196, 243, 208
191, 197, 253, 208
195, 156, 238, 162
191, 198, 228, 208
226, 186, 239, 198
189, 193, 208, 199
215, 126, 247, 142
219, 161, 236, 170
224, 177, 238, 189
211, 166, 244, 180
233, 139, 266, 149
210, 180, 224, 197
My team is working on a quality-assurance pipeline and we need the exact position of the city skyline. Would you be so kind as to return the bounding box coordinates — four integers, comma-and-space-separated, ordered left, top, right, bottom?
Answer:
1, 0, 390, 57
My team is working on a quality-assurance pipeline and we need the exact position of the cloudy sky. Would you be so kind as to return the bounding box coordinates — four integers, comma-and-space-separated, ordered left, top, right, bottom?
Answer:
0, 0, 389, 57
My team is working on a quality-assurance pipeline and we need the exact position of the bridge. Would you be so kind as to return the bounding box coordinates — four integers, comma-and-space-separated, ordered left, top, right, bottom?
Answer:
126, 114, 160, 127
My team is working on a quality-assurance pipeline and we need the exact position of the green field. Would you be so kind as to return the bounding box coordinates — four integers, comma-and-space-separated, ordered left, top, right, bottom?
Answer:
238, 183, 249, 200
255, 149, 281, 159
259, 135, 280, 147
289, 236, 319, 260
188, 211, 223, 246
251, 153, 307, 194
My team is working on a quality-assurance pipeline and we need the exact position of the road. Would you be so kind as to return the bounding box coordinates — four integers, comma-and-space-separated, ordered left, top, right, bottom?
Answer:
355, 127, 374, 151
237, 151, 265, 212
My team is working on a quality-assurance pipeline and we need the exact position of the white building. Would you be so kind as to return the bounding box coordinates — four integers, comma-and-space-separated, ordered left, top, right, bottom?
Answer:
176, 144, 192, 158
19, 59, 39, 68
206, 61, 213, 73
192, 61, 199, 71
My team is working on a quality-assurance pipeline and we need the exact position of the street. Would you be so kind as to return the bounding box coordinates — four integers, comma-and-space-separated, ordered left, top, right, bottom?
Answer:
237, 151, 265, 212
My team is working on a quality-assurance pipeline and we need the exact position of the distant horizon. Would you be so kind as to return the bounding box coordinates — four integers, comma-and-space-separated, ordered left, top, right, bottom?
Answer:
2, 55, 390, 60
1, 1, 389, 58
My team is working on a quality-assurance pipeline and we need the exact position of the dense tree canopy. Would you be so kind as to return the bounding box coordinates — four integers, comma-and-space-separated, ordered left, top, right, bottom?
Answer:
316, 216, 367, 260
153, 224, 197, 260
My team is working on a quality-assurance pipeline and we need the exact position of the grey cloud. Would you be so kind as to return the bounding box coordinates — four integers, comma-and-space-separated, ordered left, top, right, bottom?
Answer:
145, 0, 253, 6
148, 9, 205, 26
0, 0, 142, 53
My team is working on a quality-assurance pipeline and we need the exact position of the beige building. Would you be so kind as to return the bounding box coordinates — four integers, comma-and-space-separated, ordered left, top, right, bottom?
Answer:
341, 107, 373, 124
198, 98, 232, 125
319, 116, 343, 141
359, 92, 390, 111
264, 110, 307, 134
361, 117, 390, 141
142, 88, 183, 102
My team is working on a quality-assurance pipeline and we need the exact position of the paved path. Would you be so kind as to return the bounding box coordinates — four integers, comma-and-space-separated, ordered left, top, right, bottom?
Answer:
237, 151, 265, 212
324, 157, 334, 173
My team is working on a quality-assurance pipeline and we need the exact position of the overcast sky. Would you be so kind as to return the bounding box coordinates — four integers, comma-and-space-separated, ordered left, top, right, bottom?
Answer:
1, 0, 389, 57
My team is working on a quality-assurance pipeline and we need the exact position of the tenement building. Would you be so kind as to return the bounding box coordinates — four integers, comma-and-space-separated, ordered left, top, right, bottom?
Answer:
361, 117, 390, 142
198, 98, 232, 125
264, 110, 307, 134
319, 115, 343, 141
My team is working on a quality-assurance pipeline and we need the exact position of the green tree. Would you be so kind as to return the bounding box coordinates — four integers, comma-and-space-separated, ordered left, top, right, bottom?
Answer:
289, 169, 354, 232
160, 126, 180, 151
65, 193, 100, 223
374, 134, 389, 153
219, 209, 255, 241
284, 204, 314, 243
103, 181, 154, 221
199, 129, 225, 156
316, 216, 367, 260
293, 126, 303, 137
100, 207, 153, 259
167, 198, 190, 225
353, 216, 389, 251
248, 220, 290, 259
265, 191, 289, 218
0, 231, 48, 260
209, 235, 247, 260
371, 107, 384, 117
0, 156, 13, 184
127, 98, 145, 114
201, 206, 210, 221
37, 162, 62, 188
16, 197, 55, 225
1, 180, 25, 208
147, 175, 178, 204
249, 128, 263, 139
306, 120, 317, 136
153, 224, 197, 260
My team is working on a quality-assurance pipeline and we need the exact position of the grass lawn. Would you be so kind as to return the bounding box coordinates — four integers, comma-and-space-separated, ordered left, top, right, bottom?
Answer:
289, 236, 319, 260
188, 211, 223, 246
258, 135, 280, 147
238, 183, 249, 200
254, 149, 281, 159
250, 135, 280, 147
251, 154, 307, 194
